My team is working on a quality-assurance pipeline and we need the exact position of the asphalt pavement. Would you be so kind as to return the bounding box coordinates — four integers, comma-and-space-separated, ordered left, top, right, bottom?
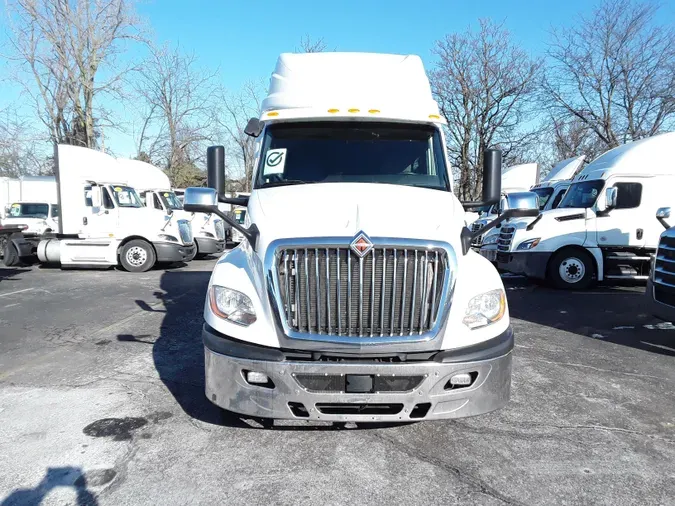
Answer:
0, 258, 673, 506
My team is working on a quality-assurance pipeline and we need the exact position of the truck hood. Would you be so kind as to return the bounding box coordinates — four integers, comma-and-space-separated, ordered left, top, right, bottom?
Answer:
1, 216, 50, 233
253, 183, 461, 243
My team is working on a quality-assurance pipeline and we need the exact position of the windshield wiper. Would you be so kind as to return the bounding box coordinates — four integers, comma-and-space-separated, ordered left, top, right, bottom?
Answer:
259, 180, 311, 188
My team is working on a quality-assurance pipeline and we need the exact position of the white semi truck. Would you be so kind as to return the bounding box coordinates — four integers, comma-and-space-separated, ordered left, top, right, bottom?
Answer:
478, 155, 585, 262
469, 162, 538, 248
4, 145, 195, 271
116, 159, 226, 258
647, 207, 675, 321
497, 132, 675, 289
180, 52, 538, 423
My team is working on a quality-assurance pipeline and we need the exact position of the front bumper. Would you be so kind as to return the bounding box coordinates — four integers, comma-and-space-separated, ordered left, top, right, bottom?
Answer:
203, 325, 513, 422
195, 236, 226, 255
154, 241, 196, 262
479, 244, 498, 262
646, 278, 675, 322
498, 251, 551, 279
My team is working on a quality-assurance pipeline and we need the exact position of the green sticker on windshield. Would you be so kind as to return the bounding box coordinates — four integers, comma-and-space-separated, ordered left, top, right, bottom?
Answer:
11, 203, 20, 208
263, 148, 287, 176
114, 186, 122, 192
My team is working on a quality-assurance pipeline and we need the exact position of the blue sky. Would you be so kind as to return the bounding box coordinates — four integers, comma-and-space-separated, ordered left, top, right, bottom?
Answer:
2, 0, 674, 158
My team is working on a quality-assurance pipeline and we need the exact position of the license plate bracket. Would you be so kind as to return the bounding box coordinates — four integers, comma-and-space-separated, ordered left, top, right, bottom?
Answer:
345, 375, 374, 393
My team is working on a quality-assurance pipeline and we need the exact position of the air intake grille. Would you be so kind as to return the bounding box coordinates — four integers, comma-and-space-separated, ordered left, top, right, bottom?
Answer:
214, 220, 225, 240
177, 220, 192, 244
654, 235, 675, 306
276, 247, 448, 337
498, 226, 516, 252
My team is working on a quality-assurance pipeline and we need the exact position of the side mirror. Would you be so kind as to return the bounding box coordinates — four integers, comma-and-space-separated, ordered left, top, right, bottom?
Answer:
604, 187, 618, 210
657, 206, 671, 230
91, 186, 102, 208
461, 149, 502, 210
244, 117, 263, 138
183, 187, 219, 214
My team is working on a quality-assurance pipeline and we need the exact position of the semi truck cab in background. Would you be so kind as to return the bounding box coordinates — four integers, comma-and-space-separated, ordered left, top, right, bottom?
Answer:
497, 132, 675, 289
647, 207, 675, 322
181, 52, 538, 423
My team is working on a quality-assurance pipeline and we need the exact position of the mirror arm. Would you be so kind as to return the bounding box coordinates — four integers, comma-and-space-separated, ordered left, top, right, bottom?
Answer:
209, 208, 259, 250
460, 209, 539, 255
218, 194, 249, 207
658, 217, 670, 230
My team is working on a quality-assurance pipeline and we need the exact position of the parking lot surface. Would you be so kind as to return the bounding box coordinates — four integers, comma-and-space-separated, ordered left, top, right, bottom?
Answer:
0, 259, 673, 505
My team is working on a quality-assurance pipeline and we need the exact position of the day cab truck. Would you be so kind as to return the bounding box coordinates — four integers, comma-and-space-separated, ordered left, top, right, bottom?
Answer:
469, 162, 538, 249
181, 52, 538, 423
497, 132, 675, 289
478, 155, 585, 263
4, 145, 195, 271
116, 159, 226, 258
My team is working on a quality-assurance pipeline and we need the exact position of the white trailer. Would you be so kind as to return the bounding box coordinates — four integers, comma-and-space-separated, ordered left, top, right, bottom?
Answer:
180, 52, 538, 423
116, 159, 226, 258
497, 132, 675, 289
5, 145, 195, 271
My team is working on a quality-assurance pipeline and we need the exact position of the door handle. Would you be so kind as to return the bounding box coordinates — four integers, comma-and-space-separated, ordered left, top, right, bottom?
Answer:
636, 228, 643, 240
83, 217, 88, 225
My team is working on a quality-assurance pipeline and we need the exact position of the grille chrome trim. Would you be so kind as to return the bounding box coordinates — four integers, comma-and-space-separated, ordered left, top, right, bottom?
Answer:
267, 236, 457, 345
498, 225, 516, 252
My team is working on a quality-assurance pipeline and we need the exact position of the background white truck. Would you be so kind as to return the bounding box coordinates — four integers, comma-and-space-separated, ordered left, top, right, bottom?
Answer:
180, 52, 538, 423
469, 162, 539, 248
647, 207, 675, 321
116, 159, 226, 258
4, 145, 195, 271
497, 132, 675, 289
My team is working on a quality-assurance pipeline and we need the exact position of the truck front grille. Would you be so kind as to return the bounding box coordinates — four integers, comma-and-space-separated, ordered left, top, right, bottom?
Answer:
214, 220, 225, 240
177, 220, 192, 244
276, 246, 448, 337
654, 235, 675, 307
470, 222, 483, 247
498, 226, 516, 252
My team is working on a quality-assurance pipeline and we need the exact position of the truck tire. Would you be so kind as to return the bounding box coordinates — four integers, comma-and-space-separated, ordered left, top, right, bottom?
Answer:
3, 242, 20, 267
548, 248, 595, 290
120, 240, 156, 273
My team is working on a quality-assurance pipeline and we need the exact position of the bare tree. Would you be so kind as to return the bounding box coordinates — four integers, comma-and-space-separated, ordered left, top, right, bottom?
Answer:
5, 0, 141, 149
297, 34, 328, 53
133, 43, 218, 186
431, 19, 542, 200
0, 107, 51, 177
217, 81, 265, 192
542, 0, 675, 150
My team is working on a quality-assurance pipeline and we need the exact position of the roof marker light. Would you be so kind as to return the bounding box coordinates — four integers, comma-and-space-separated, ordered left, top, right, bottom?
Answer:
368, 109, 380, 114
266, 111, 279, 117
428, 114, 440, 120
348, 108, 360, 113
327, 108, 339, 113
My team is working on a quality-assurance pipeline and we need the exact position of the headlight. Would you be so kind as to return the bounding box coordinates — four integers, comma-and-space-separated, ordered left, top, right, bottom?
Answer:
482, 234, 499, 246
462, 289, 506, 329
516, 238, 541, 251
209, 286, 256, 326
158, 234, 179, 242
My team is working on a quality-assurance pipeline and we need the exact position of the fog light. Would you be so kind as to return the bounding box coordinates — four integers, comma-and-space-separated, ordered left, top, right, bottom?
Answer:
246, 371, 269, 384
450, 373, 472, 386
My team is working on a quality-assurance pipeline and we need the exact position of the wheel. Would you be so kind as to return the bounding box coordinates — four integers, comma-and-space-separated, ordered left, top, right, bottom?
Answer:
2, 242, 20, 267
120, 240, 156, 272
548, 249, 595, 290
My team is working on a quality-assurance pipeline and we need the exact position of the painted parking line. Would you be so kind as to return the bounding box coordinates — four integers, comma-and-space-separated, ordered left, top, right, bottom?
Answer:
0, 288, 34, 298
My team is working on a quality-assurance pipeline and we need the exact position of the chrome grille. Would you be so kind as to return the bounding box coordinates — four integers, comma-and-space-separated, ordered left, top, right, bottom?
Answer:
471, 222, 482, 233
470, 222, 484, 247
654, 235, 675, 306
214, 220, 225, 240
177, 220, 192, 244
498, 226, 516, 252
276, 246, 448, 337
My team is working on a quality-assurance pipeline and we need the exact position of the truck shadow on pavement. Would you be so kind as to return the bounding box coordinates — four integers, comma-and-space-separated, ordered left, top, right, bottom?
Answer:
506, 279, 675, 357
0, 267, 31, 282
1, 466, 98, 506
139, 269, 412, 431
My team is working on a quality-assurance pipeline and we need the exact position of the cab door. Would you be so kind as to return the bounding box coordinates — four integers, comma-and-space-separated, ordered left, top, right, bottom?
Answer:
595, 178, 646, 248
83, 186, 118, 238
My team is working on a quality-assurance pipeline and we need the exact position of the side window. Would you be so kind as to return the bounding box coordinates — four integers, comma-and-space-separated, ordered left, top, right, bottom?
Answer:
153, 193, 162, 209
102, 188, 114, 209
551, 189, 567, 209
84, 186, 93, 206
614, 182, 642, 209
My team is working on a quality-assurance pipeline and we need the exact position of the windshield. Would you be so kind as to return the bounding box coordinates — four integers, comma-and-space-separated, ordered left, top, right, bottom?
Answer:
159, 191, 183, 210
558, 180, 604, 209
254, 122, 450, 191
532, 187, 554, 210
8, 203, 49, 218
111, 186, 143, 208
234, 209, 246, 224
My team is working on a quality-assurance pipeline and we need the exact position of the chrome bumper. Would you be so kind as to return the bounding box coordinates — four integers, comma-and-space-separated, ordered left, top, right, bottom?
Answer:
204, 333, 512, 422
